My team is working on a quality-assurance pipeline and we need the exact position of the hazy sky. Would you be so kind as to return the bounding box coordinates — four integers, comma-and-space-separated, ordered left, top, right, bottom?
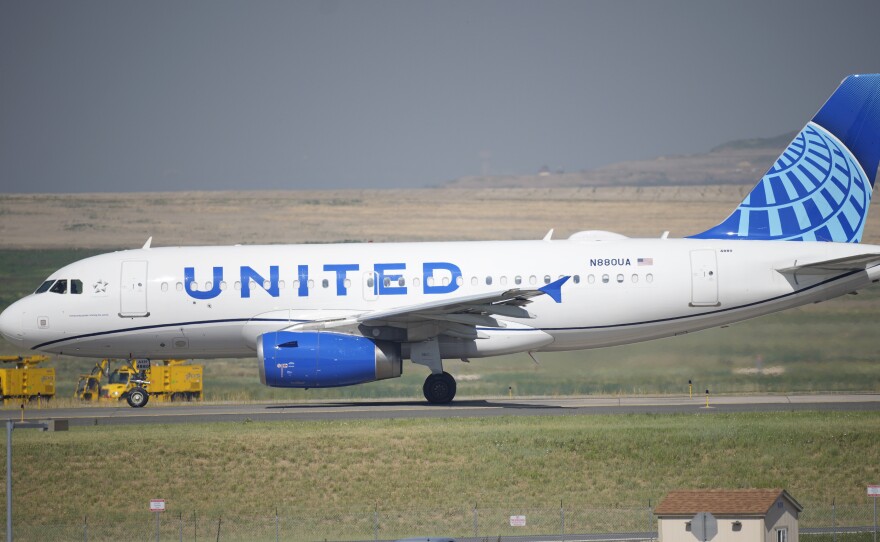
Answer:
2, 1, 880, 193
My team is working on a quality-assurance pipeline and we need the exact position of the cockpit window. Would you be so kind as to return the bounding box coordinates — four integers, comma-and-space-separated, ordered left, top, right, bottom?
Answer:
34, 280, 54, 294
49, 279, 68, 294
71, 279, 83, 294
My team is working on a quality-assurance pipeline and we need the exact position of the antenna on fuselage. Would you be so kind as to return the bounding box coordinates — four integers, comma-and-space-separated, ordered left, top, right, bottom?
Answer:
142, 237, 153, 249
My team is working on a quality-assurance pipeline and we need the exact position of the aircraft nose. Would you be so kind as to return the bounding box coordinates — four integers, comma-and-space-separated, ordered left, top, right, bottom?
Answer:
0, 303, 23, 344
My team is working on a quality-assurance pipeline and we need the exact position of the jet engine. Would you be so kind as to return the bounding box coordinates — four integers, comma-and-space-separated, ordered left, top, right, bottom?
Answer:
257, 331, 401, 388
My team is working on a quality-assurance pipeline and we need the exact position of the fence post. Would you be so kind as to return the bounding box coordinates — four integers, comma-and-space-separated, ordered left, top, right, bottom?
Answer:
83, 515, 87, 542
194, 511, 197, 542
215, 516, 221, 542
179, 511, 183, 542
155, 510, 160, 542
832, 499, 836, 542
472, 502, 478, 538
373, 502, 378, 542
874, 496, 877, 542
275, 507, 279, 542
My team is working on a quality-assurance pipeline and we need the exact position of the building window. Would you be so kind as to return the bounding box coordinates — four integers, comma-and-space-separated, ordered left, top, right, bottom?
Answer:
776, 527, 788, 542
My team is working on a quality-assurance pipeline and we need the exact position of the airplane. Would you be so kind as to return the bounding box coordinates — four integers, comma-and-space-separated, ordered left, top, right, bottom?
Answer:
1, 74, 880, 407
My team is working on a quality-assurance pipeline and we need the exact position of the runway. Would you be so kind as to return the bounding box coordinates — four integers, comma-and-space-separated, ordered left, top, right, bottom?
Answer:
9, 393, 880, 427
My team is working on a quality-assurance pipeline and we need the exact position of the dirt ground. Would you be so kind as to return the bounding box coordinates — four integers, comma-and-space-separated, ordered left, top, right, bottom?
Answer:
2, 185, 879, 248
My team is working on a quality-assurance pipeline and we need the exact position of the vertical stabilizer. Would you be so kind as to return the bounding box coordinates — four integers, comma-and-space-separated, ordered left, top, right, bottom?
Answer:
692, 74, 880, 242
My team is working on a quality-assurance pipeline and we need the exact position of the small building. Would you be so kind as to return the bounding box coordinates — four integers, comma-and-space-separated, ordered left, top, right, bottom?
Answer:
654, 489, 802, 542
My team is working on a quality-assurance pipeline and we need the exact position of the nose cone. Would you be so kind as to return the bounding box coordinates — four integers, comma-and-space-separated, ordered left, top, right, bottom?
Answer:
0, 302, 24, 345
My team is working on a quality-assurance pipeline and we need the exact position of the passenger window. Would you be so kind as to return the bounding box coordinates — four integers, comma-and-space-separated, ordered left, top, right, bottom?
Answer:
631, 274, 639, 283
500, 276, 508, 286
602, 274, 610, 284
573, 275, 580, 284
366, 277, 374, 288
383, 277, 391, 287
616, 274, 624, 283
529, 275, 537, 285
398, 277, 405, 287
471, 277, 478, 286
646, 273, 654, 283
34, 280, 54, 294
234, 281, 242, 291
50, 280, 68, 294
515, 276, 522, 285
455, 276, 463, 286
412, 278, 420, 288
486, 276, 493, 286
176, 282, 183, 292
71, 279, 83, 294
322, 279, 329, 288
161, 282, 169, 292
544, 275, 551, 284
278, 280, 285, 289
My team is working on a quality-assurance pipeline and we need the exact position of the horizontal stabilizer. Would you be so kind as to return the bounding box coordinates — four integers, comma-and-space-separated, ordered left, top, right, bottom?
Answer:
777, 253, 880, 275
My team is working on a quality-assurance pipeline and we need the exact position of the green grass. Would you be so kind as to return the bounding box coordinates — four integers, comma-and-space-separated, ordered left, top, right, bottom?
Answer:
3, 411, 880, 539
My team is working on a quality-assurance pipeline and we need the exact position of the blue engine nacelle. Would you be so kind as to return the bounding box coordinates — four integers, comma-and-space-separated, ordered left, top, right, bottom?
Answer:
257, 331, 402, 388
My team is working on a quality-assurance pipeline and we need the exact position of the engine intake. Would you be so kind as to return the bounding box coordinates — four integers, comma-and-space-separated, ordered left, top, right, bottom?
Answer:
258, 331, 401, 388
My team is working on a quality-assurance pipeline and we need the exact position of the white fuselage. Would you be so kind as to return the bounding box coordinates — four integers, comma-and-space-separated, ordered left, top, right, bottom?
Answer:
1, 237, 878, 361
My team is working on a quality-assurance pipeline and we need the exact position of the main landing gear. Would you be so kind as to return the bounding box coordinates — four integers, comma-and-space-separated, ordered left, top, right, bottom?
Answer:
423, 372, 456, 404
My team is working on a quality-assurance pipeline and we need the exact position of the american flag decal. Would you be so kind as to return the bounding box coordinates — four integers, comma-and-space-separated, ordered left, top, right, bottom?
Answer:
638, 257, 653, 266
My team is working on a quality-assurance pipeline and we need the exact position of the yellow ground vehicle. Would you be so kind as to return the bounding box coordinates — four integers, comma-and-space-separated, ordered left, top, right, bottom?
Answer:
74, 359, 203, 407
73, 359, 109, 402
0, 355, 55, 404
101, 359, 203, 407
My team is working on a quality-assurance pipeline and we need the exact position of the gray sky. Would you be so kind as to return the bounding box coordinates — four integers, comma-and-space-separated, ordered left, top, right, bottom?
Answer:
2, 1, 880, 193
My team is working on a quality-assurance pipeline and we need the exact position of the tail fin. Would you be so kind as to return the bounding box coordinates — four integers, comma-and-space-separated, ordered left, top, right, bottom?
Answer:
692, 74, 880, 242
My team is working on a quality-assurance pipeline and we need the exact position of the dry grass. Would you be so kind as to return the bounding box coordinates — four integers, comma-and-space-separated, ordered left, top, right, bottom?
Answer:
0, 186, 763, 249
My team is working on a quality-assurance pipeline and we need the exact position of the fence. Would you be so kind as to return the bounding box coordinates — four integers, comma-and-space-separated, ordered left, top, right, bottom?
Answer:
7, 501, 880, 541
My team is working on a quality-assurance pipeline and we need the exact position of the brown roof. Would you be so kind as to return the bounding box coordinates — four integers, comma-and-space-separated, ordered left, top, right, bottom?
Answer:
654, 489, 803, 516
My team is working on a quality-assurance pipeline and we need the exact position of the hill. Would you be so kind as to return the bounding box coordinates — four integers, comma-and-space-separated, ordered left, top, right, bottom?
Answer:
443, 132, 796, 189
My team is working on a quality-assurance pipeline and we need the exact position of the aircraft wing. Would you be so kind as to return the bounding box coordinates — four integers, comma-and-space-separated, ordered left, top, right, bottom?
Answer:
776, 253, 880, 275
287, 276, 569, 341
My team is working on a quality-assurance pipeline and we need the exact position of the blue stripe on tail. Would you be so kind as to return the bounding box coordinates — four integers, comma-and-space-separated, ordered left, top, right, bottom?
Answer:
692, 74, 880, 243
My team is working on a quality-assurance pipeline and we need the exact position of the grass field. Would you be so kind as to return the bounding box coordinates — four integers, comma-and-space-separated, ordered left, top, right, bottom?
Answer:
4, 412, 879, 535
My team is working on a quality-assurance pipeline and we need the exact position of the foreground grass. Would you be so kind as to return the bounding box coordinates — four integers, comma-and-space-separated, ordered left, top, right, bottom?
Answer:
9, 411, 880, 523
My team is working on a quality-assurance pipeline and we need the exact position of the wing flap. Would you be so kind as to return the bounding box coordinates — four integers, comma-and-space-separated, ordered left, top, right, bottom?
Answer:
777, 253, 880, 275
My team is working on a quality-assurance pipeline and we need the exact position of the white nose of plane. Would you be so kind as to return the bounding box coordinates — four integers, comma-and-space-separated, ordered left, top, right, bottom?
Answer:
0, 302, 24, 346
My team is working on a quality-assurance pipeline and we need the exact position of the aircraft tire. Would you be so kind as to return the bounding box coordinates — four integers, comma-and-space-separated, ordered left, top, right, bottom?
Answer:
126, 387, 149, 408
423, 372, 456, 404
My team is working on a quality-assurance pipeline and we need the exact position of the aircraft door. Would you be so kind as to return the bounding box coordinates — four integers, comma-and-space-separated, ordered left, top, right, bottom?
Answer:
119, 260, 149, 317
689, 249, 719, 307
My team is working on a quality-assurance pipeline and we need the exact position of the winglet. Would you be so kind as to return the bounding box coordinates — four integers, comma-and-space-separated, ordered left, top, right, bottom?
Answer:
538, 276, 570, 303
